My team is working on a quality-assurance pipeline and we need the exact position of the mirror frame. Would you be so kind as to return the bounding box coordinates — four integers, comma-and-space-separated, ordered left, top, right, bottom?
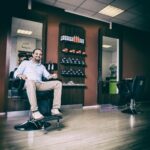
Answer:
97, 27, 123, 104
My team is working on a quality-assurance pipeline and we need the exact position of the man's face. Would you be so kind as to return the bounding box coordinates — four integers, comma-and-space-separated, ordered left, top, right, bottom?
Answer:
32, 49, 43, 62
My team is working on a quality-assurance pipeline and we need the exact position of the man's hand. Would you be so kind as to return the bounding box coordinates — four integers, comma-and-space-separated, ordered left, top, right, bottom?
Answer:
17, 74, 27, 80
51, 73, 58, 79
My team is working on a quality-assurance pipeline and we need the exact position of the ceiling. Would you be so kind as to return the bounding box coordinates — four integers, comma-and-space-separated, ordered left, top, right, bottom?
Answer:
33, 0, 150, 33
11, 17, 43, 40
103, 36, 117, 52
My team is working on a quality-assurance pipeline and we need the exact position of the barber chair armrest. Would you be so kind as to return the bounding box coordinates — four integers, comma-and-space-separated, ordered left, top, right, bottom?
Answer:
42, 78, 62, 82
9, 78, 25, 91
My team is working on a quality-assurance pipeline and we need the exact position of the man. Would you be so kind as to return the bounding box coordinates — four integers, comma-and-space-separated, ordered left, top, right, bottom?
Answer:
14, 48, 62, 120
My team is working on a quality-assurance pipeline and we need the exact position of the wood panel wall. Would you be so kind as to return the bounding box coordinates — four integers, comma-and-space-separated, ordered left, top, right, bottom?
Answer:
0, 19, 9, 112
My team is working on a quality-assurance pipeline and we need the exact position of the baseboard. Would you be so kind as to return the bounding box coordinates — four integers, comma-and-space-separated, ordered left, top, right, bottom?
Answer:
83, 105, 100, 110
0, 112, 6, 116
61, 104, 82, 109
100, 104, 119, 112
7, 110, 29, 117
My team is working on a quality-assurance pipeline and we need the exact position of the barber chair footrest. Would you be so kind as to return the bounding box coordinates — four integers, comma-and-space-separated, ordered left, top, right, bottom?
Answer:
14, 115, 62, 131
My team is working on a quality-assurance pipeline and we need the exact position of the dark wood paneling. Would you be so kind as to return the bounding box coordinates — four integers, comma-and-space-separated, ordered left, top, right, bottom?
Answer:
62, 87, 84, 105
122, 29, 150, 100
0, 16, 11, 112
0, 0, 47, 112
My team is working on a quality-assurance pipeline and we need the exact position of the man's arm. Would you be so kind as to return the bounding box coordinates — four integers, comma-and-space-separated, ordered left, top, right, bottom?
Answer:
14, 61, 27, 80
43, 66, 58, 79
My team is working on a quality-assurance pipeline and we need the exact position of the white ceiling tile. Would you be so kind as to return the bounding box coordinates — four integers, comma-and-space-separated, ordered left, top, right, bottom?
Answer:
128, 16, 147, 25
115, 11, 137, 22
55, 1, 77, 11
33, 0, 56, 6
75, 8, 96, 17
94, 13, 111, 21
110, 18, 127, 25
111, 0, 138, 10
32, 0, 150, 32
127, 4, 143, 15
95, 0, 114, 4
57, 0, 85, 6
80, 0, 107, 12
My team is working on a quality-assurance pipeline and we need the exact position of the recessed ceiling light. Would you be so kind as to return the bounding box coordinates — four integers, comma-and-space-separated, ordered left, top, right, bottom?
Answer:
102, 44, 112, 48
99, 5, 124, 17
17, 29, 32, 35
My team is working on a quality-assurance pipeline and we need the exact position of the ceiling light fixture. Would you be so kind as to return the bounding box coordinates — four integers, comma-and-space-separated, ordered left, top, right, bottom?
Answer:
102, 44, 112, 48
17, 29, 32, 35
99, 5, 124, 17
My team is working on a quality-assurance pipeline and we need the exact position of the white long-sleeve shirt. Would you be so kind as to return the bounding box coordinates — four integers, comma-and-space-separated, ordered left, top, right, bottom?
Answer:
14, 60, 51, 82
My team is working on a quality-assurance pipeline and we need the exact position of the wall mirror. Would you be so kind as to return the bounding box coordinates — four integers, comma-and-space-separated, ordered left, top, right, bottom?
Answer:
98, 28, 122, 105
102, 36, 119, 83
7, 14, 46, 112
9, 17, 43, 73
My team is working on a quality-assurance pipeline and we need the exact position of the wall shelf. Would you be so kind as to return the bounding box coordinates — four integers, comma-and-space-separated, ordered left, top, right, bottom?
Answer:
58, 23, 86, 105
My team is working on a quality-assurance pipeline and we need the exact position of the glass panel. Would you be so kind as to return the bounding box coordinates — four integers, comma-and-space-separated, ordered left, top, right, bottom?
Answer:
9, 17, 43, 73
102, 36, 119, 94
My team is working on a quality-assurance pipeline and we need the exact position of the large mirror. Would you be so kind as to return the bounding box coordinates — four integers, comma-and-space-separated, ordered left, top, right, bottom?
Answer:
9, 17, 43, 73
98, 29, 121, 106
7, 16, 45, 113
102, 36, 119, 93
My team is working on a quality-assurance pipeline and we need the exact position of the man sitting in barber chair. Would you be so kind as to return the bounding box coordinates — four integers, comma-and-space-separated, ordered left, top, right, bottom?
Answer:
14, 48, 62, 120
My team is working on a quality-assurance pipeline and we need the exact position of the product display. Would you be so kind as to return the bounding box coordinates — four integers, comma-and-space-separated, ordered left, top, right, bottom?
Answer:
58, 23, 86, 85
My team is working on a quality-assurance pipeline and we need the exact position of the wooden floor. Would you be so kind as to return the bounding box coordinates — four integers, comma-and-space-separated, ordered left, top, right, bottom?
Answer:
1, 104, 150, 150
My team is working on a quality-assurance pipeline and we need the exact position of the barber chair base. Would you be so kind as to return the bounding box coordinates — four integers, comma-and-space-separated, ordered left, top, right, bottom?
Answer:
121, 108, 137, 114
120, 100, 142, 114
121, 106, 142, 114
14, 115, 62, 132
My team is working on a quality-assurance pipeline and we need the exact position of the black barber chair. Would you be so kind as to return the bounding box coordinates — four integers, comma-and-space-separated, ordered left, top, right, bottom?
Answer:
9, 78, 62, 132
117, 76, 145, 114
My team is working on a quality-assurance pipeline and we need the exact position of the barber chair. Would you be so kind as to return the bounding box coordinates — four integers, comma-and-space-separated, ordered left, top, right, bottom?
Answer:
9, 78, 62, 132
117, 76, 145, 114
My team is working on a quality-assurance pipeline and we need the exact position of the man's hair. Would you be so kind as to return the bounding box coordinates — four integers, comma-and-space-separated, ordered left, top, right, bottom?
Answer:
32, 48, 43, 54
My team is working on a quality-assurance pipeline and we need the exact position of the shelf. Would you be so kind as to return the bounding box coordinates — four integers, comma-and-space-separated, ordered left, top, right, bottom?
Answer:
61, 74, 85, 77
58, 23, 86, 105
60, 62, 86, 67
60, 39, 85, 45
63, 83, 86, 87
61, 51, 86, 57
60, 35, 85, 44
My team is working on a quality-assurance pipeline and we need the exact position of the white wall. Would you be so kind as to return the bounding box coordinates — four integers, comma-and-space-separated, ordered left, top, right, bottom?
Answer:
10, 37, 17, 72
17, 36, 36, 52
102, 51, 117, 80
102, 51, 112, 80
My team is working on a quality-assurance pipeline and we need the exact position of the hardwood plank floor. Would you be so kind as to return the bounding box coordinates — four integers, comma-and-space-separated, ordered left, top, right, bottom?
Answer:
0, 104, 150, 150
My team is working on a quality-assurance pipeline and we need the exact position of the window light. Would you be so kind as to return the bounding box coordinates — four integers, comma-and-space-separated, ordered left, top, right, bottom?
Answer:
99, 5, 124, 17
